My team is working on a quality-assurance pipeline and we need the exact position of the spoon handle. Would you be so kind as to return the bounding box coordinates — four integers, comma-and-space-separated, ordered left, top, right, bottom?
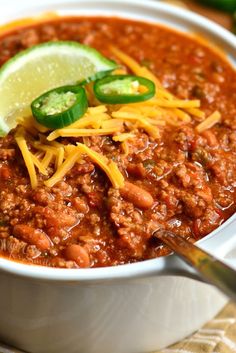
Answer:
155, 229, 236, 301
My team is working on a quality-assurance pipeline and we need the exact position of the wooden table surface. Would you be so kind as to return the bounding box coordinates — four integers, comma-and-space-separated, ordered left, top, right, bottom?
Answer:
165, 0, 233, 29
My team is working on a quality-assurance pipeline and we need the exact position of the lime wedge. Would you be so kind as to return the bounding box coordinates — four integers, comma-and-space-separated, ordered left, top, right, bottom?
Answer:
0, 41, 117, 135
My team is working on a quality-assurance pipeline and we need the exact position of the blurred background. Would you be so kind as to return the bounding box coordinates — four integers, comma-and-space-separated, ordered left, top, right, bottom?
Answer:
162, 0, 236, 32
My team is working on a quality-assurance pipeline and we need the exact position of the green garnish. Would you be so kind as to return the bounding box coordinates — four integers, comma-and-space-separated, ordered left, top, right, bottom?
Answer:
93, 75, 155, 104
31, 85, 88, 129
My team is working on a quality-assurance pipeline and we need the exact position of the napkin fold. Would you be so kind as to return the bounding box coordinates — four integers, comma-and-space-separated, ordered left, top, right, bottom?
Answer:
157, 302, 236, 353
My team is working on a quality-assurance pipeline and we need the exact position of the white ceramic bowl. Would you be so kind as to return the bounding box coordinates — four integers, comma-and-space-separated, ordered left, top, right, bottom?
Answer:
0, 1, 235, 352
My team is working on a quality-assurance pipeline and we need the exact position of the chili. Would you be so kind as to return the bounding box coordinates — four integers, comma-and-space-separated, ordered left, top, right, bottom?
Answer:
0, 17, 235, 268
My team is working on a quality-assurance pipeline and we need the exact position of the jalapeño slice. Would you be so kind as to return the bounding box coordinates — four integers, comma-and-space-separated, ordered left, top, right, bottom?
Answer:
93, 75, 155, 104
31, 85, 88, 129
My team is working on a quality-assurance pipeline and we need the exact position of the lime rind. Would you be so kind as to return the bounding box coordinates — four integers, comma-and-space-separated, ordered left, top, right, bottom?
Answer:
0, 41, 117, 81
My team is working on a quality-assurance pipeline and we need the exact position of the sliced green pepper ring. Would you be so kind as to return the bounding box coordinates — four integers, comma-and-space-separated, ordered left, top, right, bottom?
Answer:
93, 75, 156, 104
31, 85, 88, 129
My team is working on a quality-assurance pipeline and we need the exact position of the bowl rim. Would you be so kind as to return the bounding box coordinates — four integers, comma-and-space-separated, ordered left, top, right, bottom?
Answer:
0, 0, 235, 282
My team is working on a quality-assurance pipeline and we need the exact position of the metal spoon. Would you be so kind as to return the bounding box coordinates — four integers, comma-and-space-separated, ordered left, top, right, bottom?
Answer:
155, 229, 236, 301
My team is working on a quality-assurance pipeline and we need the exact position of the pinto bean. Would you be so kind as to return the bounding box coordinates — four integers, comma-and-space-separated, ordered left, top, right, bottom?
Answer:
13, 224, 51, 251
64, 244, 90, 268
127, 163, 146, 178
34, 206, 77, 228
201, 130, 218, 147
120, 181, 154, 209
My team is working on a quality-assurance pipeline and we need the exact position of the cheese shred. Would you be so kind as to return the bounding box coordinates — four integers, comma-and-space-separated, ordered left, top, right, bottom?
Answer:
47, 127, 122, 141
196, 111, 221, 133
31, 153, 48, 176
76, 143, 124, 188
15, 129, 38, 189
45, 148, 83, 188
42, 151, 54, 169
113, 133, 135, 142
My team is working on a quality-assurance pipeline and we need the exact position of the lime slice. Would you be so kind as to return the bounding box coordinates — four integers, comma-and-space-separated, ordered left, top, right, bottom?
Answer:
0, 41, 117, 135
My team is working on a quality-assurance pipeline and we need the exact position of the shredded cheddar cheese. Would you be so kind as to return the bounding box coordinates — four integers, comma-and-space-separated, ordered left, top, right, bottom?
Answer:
76, 143, 124, 189
31, 153, 48, 176
186, 108, 205, 120
15, 129, 38, 189
108, 160, 125, 188
44, 148, 83, 188
55, 147, 65, 169
121, 141, 129, 156
42, 151, 54, 169
112, 111, 160, 138
101, 119, 124, 130
196, 111, 221, 133
113, 133, 135, 142
64, 145, 77, 156
14, 49, 222, 190
47, 127, 122, 141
